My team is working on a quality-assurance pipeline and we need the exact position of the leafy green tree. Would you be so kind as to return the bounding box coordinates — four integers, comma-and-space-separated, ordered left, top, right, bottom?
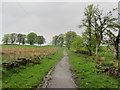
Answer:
21, 34, 26, 45
52, 34, 64, 47
106, 29, 120, 59
79, 4, 117, 56
65, 31, 77, 49
82, 32, 96, 55
37, 35, 45, 46
78, 4, 96, 55
10, 33, 17, 44
105, 8, 120, 59
16, 33, 26, 45
90, 6, 118, 56
52, 35, 59, 46
71, 35, 83, 50
17, 34, 23, 45
57, 34, 64, 47
27, 32, 37, 45
2, 34, 10, 44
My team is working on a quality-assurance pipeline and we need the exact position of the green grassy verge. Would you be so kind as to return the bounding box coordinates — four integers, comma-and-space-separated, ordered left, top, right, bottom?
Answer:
1, 44, 57, 49
67, 50, 118, 88
2, 47, 64, 88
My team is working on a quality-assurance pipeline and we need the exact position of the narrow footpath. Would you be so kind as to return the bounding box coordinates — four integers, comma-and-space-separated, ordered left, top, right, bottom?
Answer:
47, 49, 76, 88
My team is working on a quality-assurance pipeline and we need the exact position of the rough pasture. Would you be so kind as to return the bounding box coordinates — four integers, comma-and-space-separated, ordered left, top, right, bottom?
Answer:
2, 46, 64, 88
1, 47, 58, 63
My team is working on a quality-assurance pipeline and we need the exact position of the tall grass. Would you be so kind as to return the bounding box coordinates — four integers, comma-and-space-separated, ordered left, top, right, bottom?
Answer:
67, 50, 118, 88
1, 47, 58, 63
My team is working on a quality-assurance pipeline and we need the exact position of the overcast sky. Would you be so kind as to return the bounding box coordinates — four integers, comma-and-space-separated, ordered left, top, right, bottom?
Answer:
1, 2, 118, 44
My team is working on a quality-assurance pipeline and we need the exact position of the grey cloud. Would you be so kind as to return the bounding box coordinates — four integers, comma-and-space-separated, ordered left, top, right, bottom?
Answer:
1, 2, 118, 44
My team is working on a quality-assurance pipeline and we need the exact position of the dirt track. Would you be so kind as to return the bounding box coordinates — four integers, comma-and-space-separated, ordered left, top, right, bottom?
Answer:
47, 50, 76, 88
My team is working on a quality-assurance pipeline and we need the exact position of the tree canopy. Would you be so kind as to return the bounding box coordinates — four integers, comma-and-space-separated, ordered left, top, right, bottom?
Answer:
65, 31, 77, 49
2, 32, 45, 46
37, 35, 45, 46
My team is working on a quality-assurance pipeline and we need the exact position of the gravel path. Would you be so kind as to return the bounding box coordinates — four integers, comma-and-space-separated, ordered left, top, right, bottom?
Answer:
47, 49, 76, 88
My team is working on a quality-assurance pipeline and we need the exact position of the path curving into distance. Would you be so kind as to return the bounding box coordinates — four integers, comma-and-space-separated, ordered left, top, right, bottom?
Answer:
47, 49, 76, 88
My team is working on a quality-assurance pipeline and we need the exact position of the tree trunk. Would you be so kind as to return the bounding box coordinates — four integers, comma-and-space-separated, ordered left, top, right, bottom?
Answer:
95, 44, 99, 56
113, 46, 119, 59
86, 44, 92, 56
114, 29, 120, 59
88, 48, 92, 56
68, 46, 70, 50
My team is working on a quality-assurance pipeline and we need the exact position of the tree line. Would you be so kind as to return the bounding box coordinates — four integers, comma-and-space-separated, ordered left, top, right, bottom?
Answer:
2, 32, 45, 46
52, 4, 120, 59
52, 31, 77, 48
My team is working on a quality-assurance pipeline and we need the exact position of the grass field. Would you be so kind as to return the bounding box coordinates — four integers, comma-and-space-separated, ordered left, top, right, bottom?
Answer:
1, 45, 119, 88
0, 44, 57, 48
67, 46, 119, 88
1, 47, 58, 63
1, 45, 64, 88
